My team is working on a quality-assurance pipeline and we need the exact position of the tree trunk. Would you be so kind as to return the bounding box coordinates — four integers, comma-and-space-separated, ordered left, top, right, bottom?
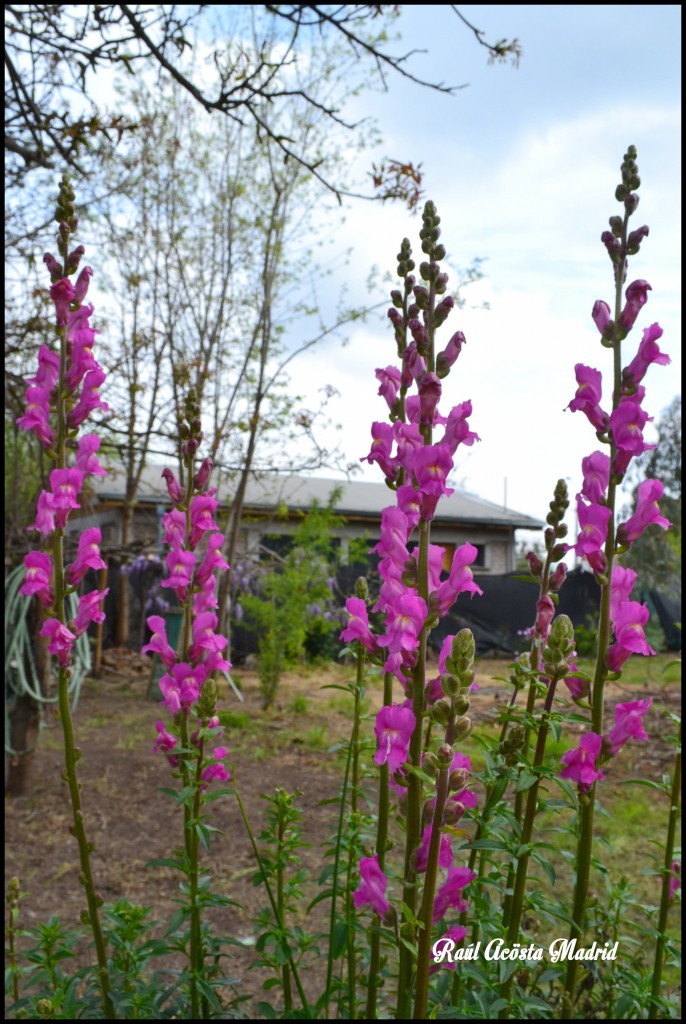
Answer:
5, 611, 51, 798
115, 503, 133, 646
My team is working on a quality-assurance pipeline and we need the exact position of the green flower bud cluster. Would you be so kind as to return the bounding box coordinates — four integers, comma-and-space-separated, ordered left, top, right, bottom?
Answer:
544, 479, 570, 553
55, 175, 79, 259
196, 677, 218, 720
541, 614, 576, 680
419, 200, 446, 260
500, 724, 526, 766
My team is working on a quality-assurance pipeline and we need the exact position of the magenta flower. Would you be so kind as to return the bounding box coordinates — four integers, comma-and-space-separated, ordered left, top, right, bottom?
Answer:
373, 506, 410, 565
353, 854, 390, 918
592, 300, 612, 335
566, 365, 609, 433
66, 323, 99, 390
20, 551, 53, 607
142, 615, 178, 669
610, 397, 655, 460
373, 704, 416, 774
393, 420, 424, 473
153, 720, 179, 767
162, 508, 186, 548
610, 565, 638, 622
618, 279, 651, 331
340, 596, 376, 653
73, 265, 93, 305
40, 618, 76, 667
190, 611, 228, 657
618, 479, 671, 544
436, 330, 465, 378
442, 401, 480, 456
380, 591, 428, 655
606, 600, 655, 672
49, 468, 85, 530
433, 866, 477, 922
574, 498, 611, 571
412, 444, 454, 520
397, 484, 422, 530
430, 925, 469, 974
549, 562, 567, 592
414, 825, 454, 873
195, 533, 229, 586
362, 421, 396, 480
194, 457, 213, 492
16, 386, 54, 447
26, 345, 60, 391
161, 547, 196, 598
66, 527, 107, 585
75, 434, 108, 478
580, 451, 611, 504
73, 588, 109, 635
50, 277, 76, 325
375, 366, 401, 409
535, 595, 556, 640
159, 662, 202, 714
559, 732, 605, 793
162, 468, 184, 504
623, 322, 670, 387
189, 495, 219, 548
27, 491, 57, 536
607, 698, 652, 755
418, 372, 442, 426
434, 544, 483, 616
67, 367, 110, 428
200, 747, 231, 786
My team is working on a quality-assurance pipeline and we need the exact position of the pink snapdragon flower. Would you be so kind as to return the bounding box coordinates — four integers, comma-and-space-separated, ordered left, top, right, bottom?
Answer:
162, 508, 186, 548
560, 732, 605, 792
397, 484, 422, 530
75, 434, 108, 478
606, 699, 652, 755
340, 596, 376, 653
40, 618, 75, 667
200, 747, 231, 786
67, 527, 107, 585
610, 566, 638, 621
50, 277, 75, 325
142, 615, 178, 669
433, 866, 477, 922
610, 396, 656, 463
26, 345, 60, 391
414, 825, 454, 873
353, 854, 391, 918
153, 720, 179, 767
580, 451, 611, 505
189, 495, 219, 548
442, 401, 480, 456
72, 588, 109, 635
376, 366, 401, 409
618, 479, 671, 544
380, 591, 428, 656
373, 704, 416, 774
430, 925, 469, 973
68, 366, 110, 428
27, 491, 57, 536
16, 387, 54, 448
434, 543, 483, 616
606, 600, 655, 672
190, 611, 228, 658
20, 551, 54, 607
162, 468, 184, 504
535, 595, 556, 640
195, 533, 229, 586
159, 662, 202, 714
362, 422, 396, 480
566, 365, 609, 433
623, 322, 670, 387
436, 330, 465, 378
161, 547, 196, 599
574, 499, 611, 574
618, 279, 651, 332
49, 468, 85, 528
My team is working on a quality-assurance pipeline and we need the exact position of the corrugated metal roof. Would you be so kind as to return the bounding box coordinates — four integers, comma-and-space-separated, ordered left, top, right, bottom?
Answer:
92, 464, 543, 530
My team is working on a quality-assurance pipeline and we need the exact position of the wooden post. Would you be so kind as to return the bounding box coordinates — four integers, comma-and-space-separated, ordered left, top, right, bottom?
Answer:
93, 565, 108, 676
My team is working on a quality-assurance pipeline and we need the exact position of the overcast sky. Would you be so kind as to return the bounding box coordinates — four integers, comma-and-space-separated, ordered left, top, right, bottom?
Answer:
293, 4, 681, 545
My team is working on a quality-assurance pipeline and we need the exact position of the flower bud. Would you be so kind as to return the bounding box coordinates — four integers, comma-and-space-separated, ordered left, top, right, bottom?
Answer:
526, 551, 543, 578
431, 699, 452, 726
442, 799, 466, 825
448, 767, 469, 792
355, 576, 369, 600
548, 562, 567, 592
454, 716, 472, 741
452, 694, 470, 716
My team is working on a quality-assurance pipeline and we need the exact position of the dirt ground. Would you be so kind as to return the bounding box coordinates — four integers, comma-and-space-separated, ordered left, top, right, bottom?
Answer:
5, 649, 681, 1014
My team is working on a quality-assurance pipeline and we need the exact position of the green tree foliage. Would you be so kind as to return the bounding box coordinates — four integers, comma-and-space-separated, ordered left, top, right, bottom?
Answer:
241, 494, 345, 707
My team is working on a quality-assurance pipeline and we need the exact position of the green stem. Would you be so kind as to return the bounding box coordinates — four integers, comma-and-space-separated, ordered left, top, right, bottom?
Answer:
366, 670, 394, 1020
499, 681, 558, 1017
277, 813, 293, 1014
649, 746, 681, 1018
233, 769, 311, 1016
414, 718, 457, 1019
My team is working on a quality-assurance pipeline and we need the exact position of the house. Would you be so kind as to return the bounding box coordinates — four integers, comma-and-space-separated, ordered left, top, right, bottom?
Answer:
72, 464, 543, 576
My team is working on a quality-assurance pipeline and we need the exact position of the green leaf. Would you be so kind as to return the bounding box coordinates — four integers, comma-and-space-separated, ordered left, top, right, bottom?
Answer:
515, 771, 538, 793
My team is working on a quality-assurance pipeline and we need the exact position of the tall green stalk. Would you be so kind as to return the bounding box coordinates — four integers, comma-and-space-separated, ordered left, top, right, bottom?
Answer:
366, 670, 393, 1020
649, 743, 681, 1018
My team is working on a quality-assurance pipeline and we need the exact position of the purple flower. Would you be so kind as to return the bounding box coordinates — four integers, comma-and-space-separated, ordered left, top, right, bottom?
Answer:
153, 720, 179, 767
607, 699, 652, 755
75, 434, 108, 478
559, 733, 605, 793
375, 366, 401, 409
441, 401, 480, 456
373, 704, 416, 774
66, 527, 107, 585
434, 544, 483, 616
162, 468, 184, 504
618, 279, 651, 332
580, 451, 611, 505
566, 365, 609, 433
353, 854, 390, 918
20, 551, 53, 607
436, 330, 465, 378
669, 862, 681, 902
433, 866, 477, 922
606, 600, 655, 672
618, 479, 671, 544
623, 322, 670, 387
142, 615, 178, 669
73, 588, 109, 635
430, 925, 469, 973
414, 825, 454, 873
340, 596, 376, 653
49, 278, 75, 326
40, 618, 76, 667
